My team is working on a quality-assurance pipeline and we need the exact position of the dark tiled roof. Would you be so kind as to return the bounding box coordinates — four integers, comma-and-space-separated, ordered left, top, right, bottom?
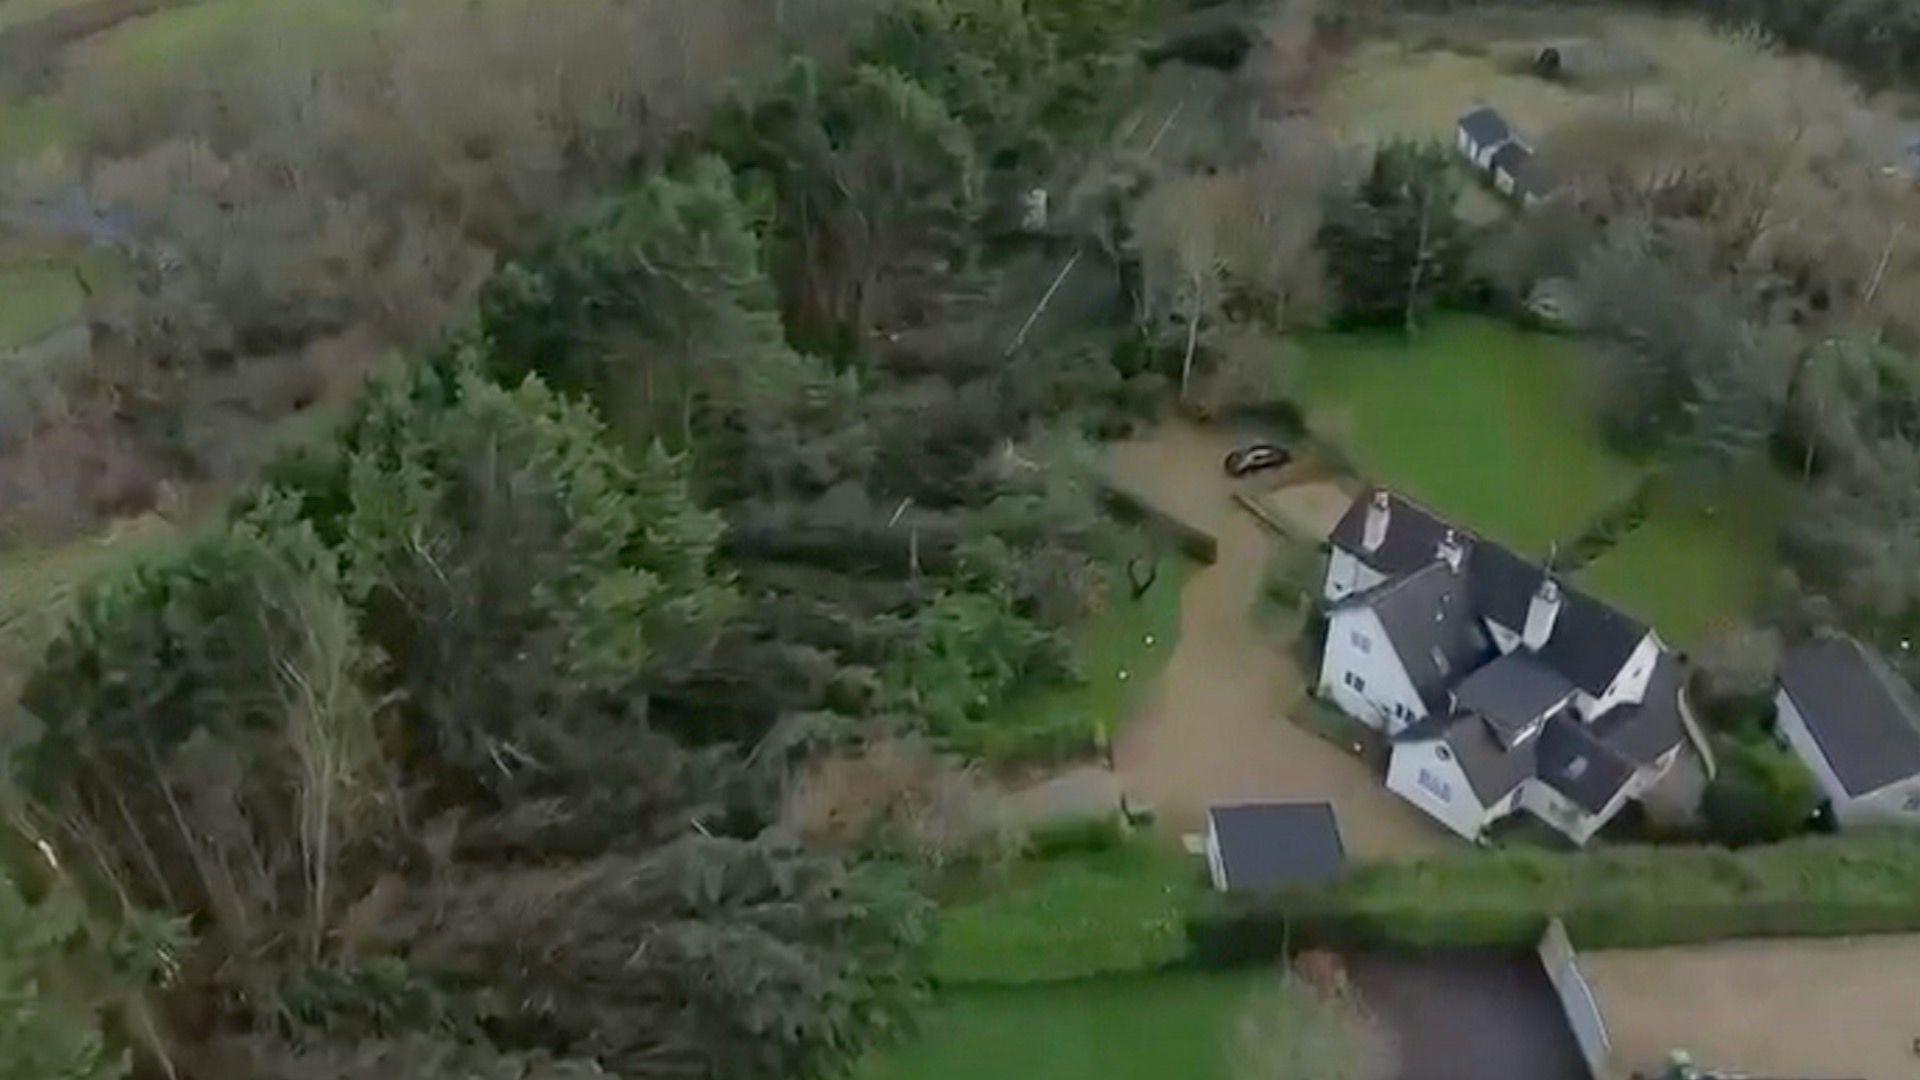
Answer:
1589, 653, 1688, 766
1208, 802, 1346, 893
1397, 710, 1536, 805
1533, 587, 1650, 697
1535, 715, 1636, 813
1459, 106, 1511, 147
1358, 561, 1494, 713
1331, 489, 1650, 696
1491, 140, 1532, 177
1467, 542, 1541, 631
1453, 651, 1575, 748
1780, 636, 1920, 798
1328, 488, 1455, 577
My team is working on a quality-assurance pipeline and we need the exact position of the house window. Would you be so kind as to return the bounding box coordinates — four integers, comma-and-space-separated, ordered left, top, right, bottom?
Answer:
1350, 631, 1371, 654
1417, 768, 1452, 802
1344, 671, 1367, 693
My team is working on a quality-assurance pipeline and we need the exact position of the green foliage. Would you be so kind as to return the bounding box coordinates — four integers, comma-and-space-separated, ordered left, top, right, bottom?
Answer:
480, 156, 788, 448
932, 841, 1201, 985
979, 553, 1191, 763
407, 839, 932, 1080
1188, 831, 1920, 959
1319, 139, 1461, 328
0, 877, 128, 1080
1025, 814, 1127, 859
307, 356, 735, 789
883, 587, 1070, 735
1702, 735, 1820, 845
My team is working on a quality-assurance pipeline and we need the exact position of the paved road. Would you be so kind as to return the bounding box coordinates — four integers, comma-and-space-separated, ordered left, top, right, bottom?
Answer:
1106, 418, 1446, 860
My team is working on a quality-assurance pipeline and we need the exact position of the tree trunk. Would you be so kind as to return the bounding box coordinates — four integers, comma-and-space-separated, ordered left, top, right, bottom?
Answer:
1181, 273, 1201, 400
1404, 186, 1432, 337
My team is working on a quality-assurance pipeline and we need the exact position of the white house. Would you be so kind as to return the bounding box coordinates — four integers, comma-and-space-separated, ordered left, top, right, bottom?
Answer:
1457, 105, 1514, 171
1319, 489, 1688, 845
1776, 636, 1920, 828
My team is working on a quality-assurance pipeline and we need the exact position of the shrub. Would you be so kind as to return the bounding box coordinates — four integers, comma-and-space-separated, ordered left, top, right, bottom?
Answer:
1702, 736, 1820, 845
1027, 814, 1126, 859
1187, 831, 1920, 961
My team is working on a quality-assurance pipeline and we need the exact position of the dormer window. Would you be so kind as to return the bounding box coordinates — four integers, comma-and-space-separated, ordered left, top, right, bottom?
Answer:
1431, 646, 1450, 677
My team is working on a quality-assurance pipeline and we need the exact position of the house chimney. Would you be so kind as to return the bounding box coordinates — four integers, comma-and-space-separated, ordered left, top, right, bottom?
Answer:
1362, 490, 1391, 554
1436, 528, 1466, 573
1523, 576, 1562, 651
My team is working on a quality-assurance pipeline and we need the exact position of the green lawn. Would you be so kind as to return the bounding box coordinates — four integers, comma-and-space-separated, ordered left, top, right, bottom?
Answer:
1298, 314, 1642, 556
966, 554, 1193, 762
0, 261, 89, 348
932, 840, 1203, 985
1576, 465, 1792, 649
856, 971, 1274, 1080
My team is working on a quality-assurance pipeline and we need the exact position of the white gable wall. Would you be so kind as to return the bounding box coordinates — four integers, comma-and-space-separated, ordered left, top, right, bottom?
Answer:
1777, 688, 1920, 828
1575, 634, 1661, 720
1320, 604, 1427, 734
1487, 618, 1522, 655
1387, 740, 1497, 840
1324, 547, 1387, 604
1204, 817, 1229, 891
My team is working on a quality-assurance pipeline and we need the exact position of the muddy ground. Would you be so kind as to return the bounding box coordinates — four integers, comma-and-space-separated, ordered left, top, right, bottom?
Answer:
1106, 418, 1446, 860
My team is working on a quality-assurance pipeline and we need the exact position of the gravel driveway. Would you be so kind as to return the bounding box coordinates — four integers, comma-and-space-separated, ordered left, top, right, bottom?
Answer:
1106, 419, 1446, 860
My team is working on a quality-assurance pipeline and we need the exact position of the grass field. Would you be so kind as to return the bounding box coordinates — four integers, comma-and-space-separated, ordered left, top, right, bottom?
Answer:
0, 261, 90, 348
1576, 466, 1792, 649
972, 554, 1193, 761
1297, 315, 1641, 556
856, 971, 1273, 1080
931, 839, 1203, 985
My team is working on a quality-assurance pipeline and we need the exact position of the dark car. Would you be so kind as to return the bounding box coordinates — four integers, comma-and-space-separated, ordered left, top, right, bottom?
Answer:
1223, 443, 1291, 477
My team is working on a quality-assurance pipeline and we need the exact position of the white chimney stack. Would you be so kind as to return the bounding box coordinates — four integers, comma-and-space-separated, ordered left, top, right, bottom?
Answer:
1362, 490, 1391, 554
1523, 577, 1562, 651
1436, 528, 1467, 573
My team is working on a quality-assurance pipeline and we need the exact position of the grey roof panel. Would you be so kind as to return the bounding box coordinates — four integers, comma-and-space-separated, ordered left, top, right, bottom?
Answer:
1453, 651, 1575, 747
1459, 106, 1512, 147
1208, 802, 1346, 893
1536, 715, 1636, 813
1533, 587, 1649, 696
1588, 653, 1688, 766
1780, 636, 1920, 798
1491, 140, 1532, 176
1328, 488, 1456, 577
1332, 489, 1650, 696
1364, 561, 1494, 713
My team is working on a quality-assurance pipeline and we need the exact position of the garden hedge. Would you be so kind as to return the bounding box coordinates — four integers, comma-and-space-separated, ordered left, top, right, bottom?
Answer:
1187, 831, 1920, 962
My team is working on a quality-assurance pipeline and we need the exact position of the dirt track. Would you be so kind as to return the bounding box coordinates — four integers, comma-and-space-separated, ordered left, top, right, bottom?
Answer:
1584, 936, 1920, 1079
1107, 419, 1445, 860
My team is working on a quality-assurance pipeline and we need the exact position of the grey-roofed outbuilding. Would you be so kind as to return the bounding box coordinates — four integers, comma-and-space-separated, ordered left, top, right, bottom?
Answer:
1779, 636, 1920, 798
1205, 802, 1346, 894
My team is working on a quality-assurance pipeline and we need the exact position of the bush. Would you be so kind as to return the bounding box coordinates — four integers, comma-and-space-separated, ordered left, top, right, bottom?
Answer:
1187, 831, 1920, 961
1027, 814, 1126, 859
1702, 736, 1820, 845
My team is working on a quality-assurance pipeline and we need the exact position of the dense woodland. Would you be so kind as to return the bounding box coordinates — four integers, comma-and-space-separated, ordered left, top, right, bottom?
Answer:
15, 0, 1920, 1074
